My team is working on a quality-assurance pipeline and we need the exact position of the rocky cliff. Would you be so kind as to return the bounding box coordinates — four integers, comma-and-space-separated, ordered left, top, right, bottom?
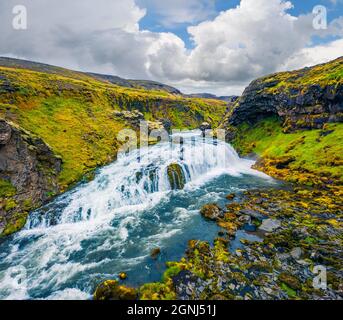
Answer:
0, 120, 61, 235
222, 57, 343, 186
227, 57, 343, 131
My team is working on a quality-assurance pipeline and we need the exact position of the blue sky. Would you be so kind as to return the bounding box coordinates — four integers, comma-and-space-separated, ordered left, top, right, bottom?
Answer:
139, 0, 343, 48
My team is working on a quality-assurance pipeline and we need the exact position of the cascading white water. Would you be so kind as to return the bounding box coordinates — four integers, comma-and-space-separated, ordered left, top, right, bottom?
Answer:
0, 130, 273, 300
26, 131, 262, 230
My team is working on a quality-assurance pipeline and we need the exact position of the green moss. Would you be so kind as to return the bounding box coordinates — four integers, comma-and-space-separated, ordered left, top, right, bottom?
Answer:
260, 57, 343, 94
281, 283, 297, 299
139, 282, 176, 300
94, 280, 137, 301
4, 199, 17, 211
162, 265, 182, 282
0, 179, 16, 198
2, 212, 28, 237
231, 117, 343, 185
278, 273, 301, 290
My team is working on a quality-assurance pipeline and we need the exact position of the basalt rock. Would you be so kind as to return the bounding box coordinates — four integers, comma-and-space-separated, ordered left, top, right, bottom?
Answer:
151, 248, 161, 259
0, 119, 62, 236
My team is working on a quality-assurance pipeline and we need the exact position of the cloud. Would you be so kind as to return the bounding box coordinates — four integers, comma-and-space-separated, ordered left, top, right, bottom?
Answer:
0, 0, 342, 95
282, 38, 343, 70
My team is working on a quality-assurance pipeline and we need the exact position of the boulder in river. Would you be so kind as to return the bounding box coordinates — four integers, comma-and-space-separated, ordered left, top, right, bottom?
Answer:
94, 280, 137, 300
200, 204, 222, 221
167, 163, 186, 190
200, 122, 211, 132
119, 272, 127, 280
151, 248, 161, 259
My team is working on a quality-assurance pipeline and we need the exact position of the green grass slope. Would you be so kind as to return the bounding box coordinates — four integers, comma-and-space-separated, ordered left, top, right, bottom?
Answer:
231, 117, 343, 186
0, 65, 226, 189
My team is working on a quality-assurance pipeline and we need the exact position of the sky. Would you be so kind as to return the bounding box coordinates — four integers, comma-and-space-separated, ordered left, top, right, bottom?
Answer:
0, 0, 342, 95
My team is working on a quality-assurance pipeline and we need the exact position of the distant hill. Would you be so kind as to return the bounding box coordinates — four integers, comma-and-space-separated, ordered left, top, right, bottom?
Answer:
0, 57, 181, 95
185, 93, 239, 103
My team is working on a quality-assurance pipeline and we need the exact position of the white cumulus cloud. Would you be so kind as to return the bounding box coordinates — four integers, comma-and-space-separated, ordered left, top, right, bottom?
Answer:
0, 0, 342, 95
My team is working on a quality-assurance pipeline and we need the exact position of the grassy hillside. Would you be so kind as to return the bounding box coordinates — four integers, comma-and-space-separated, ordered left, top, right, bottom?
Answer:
260, 56, 343, 94
0, 65, 226, 189
231, 117, 343, 186
0, 57, 182, 94
0, 62, 227, 236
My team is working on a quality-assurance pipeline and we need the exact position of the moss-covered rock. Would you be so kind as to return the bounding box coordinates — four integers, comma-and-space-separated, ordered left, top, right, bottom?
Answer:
167, 163, 186, 190
2, 212, 28, 237
140, 186, 343, 300
200, 204, 222, 221
226, 57, 343, 131
94, 280, 137, 301
278, 273, 302, 291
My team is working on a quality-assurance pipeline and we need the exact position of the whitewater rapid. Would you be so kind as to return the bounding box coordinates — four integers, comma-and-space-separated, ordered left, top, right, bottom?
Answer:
0, 130, 273, 300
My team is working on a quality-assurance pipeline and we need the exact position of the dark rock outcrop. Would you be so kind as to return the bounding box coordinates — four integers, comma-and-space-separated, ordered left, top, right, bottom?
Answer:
200, 204, 223, 221
0, 119, 62, 235
228, 58, 343, 132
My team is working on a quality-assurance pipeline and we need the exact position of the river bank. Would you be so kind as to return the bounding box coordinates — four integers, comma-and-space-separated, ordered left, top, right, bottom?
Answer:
126, 186, 342, 300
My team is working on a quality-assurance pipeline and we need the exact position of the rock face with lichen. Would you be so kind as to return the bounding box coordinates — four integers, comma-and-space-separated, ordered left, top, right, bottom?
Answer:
225, 57, 343, 133
167, 163, 186, 190
0, 119, 62, 236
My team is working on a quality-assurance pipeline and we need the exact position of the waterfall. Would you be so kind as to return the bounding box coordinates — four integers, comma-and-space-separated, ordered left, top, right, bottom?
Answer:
0, 130, 273, 300
26, 131, 261, 230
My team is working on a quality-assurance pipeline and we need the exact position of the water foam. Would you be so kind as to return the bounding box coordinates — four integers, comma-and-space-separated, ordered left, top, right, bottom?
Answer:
0, 131, 272, 300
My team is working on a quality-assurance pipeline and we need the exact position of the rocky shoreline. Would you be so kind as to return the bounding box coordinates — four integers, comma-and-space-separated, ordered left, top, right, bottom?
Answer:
94, 185, 342, 300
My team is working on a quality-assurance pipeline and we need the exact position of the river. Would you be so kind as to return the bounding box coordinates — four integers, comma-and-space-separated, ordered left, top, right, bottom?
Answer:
0, 130, 275, 300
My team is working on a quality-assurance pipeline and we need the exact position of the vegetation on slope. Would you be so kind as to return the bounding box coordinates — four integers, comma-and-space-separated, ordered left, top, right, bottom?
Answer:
0, 63, 227, 236
224, 57, 343, 186
0, 65, 226, 187
230, 117, 343, 186
260, 57, 343, 94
